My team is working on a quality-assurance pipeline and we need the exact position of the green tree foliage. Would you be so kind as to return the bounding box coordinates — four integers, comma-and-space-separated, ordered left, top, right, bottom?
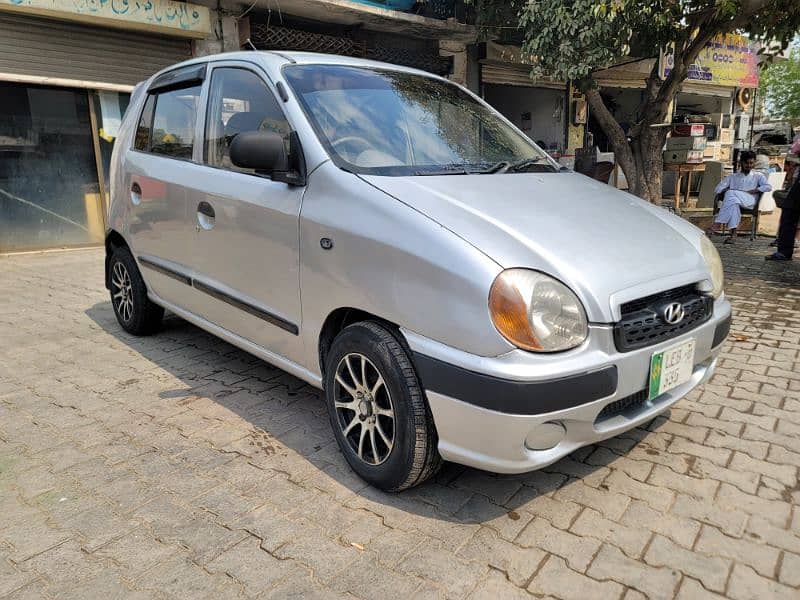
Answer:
471, 1, 800, 201
760, 46, 800, 120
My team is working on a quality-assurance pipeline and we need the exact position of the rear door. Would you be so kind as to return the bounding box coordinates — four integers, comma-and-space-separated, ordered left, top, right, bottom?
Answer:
124, 65, 205, 303
182, 61, 305, 364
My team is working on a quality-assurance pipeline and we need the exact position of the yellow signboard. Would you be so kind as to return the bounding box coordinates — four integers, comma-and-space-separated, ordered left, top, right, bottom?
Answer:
0, 0, 211, 38
661, 34, 759, 88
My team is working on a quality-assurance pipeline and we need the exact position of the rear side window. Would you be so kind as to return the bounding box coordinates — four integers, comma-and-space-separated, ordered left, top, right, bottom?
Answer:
134, 95, 155, 151
133, 85, 202, 159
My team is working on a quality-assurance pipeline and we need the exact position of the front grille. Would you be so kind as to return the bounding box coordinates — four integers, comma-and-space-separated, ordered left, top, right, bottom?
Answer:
596, 388, 648, 421
614, 285, 713, 352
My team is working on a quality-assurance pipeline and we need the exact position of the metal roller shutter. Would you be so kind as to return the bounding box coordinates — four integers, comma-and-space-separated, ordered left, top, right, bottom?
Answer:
0, 13, 192, 88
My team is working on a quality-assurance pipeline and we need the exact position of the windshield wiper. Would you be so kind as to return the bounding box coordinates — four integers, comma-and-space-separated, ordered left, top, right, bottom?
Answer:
413, 163, 472, 176
498, 157, 557, 173
472, 161, 511, 174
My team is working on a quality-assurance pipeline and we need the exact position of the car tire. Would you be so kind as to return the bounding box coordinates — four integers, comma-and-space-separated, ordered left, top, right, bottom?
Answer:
324, 321, 441, 491
108, 246, 164, 335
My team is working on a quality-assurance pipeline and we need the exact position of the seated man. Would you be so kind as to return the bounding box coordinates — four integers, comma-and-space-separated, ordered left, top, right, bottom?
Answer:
708, 150, 772, 243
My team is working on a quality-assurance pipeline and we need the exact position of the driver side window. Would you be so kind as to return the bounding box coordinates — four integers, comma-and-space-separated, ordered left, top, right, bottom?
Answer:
204, 67, 290, 173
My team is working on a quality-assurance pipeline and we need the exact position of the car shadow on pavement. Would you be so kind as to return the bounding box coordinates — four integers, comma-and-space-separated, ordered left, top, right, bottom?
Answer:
85, 301, 667, 527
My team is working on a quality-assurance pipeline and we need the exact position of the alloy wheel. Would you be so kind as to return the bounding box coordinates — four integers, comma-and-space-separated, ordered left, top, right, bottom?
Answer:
333, 352, 395, 465
111, 261, 134, 323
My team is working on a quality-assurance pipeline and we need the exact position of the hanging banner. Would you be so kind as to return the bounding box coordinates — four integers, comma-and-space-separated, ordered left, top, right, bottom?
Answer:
0, 0, 211, 38
660, 34, 759, 88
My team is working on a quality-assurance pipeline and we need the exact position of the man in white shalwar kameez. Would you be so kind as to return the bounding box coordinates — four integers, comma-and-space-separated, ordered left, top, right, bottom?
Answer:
708, 150, 772, 243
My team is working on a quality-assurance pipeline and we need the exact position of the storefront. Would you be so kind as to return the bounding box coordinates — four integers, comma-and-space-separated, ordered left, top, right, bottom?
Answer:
0, 1, 210, 252
478, 42, 585, 165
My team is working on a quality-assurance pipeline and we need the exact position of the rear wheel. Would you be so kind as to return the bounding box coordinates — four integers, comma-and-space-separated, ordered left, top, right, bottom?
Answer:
108, 247, 163, 335
324, 321, 441, 491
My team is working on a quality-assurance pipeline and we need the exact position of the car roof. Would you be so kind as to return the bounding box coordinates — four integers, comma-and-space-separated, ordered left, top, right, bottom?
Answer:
145, 51, 441, 86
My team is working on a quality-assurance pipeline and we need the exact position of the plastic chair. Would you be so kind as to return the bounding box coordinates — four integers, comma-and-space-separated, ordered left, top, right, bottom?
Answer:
712, 192, 762, 241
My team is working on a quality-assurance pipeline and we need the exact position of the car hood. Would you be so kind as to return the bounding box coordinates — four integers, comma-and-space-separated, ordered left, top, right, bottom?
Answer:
360, 172, 710, 322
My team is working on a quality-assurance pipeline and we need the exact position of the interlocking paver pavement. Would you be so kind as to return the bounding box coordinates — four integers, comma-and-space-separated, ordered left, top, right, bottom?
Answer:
1, 238, 799, 599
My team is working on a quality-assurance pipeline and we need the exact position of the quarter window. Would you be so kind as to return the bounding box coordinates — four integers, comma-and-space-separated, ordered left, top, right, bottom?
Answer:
134, 94, 156, 151
204, 67, 289, 172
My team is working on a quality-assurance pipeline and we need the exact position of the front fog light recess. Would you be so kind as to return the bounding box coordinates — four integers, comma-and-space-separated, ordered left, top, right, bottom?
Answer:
525, 421, 566, 451
489, 269, 588, 352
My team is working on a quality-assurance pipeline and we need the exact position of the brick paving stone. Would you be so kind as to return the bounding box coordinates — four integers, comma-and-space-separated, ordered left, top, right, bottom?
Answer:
688, 457, 760, 494
648, 465, 719, 500
468, 569, 538, 600
515, 517, 601, 573
745, 516, 800, 553
729, 452, 797, 487
675, 578, 727, 600
397, 542, 487, 598
3, 235, 800, 600
727, 564, 797, 600
716, 483, 792, 527
644, 534, 730, 593
20, 541, 104, 590
554, 480, 630, 521
505, 488, 582, 530
452, 495, 534, 542
529, 555, 624, 600
778, 551, 800, 587
274, 532, 361, 584
603, 470, 674, 511
587, 544, 681, 600
585, 447, 654, 482
670, 494, 748, 538
570, 507, 651, 558
331, 553, 424, 598
206, 536, 305, 597
620, 500, 700, 549
458, 527, 546, 587
91, 528, 179, 579
695, 525, 781, 578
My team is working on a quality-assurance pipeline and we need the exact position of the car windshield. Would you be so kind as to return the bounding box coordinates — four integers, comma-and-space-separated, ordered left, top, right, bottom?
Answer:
283, 64, 557, 176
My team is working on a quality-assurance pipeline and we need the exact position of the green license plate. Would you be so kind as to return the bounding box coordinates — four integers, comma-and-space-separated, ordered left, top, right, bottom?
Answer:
649, 338, 696, 400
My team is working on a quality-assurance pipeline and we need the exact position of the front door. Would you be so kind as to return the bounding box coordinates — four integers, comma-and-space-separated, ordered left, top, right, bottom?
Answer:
182, 63, 305, 364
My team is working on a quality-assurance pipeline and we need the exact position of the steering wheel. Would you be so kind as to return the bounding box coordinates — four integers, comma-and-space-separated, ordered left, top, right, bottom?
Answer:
331, 136, 372, 154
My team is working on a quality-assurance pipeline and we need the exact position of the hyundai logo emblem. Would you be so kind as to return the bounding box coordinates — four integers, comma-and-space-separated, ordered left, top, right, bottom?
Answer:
662, 302, 685, 325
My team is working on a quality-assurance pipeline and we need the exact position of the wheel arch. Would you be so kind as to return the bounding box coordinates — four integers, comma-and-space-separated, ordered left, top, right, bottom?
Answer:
318, 307, 412, 382
104, 230, 129, 290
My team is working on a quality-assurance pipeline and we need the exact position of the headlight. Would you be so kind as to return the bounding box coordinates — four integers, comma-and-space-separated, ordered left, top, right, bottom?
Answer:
489, 269, 588, 352
700, 236, 724, 298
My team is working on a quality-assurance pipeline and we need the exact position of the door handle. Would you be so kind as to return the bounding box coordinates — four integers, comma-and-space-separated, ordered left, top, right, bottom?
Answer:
130, 182, 142, 206
197, 201, 215, 230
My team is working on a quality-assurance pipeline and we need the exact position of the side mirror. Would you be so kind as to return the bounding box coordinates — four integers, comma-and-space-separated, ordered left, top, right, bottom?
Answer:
229, 131, 287, 173
229, 130, 306, 186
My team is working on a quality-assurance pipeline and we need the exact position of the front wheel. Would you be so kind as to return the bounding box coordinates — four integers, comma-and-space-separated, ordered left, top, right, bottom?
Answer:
324, 322, 441, 491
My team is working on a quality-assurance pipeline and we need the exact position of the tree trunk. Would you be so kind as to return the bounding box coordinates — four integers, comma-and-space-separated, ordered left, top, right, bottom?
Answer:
586, 83, 670, 203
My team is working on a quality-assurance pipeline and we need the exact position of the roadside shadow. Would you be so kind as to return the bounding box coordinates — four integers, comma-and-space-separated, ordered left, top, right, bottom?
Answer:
85, 300, 659, 526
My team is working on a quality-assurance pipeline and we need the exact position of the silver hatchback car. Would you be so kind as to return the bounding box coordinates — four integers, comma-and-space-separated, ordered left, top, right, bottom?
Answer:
106, 51, 730, 491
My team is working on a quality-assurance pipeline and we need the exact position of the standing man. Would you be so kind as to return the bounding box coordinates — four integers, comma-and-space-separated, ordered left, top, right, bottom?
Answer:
708, 150, 772, 243
766, 155, 800, 261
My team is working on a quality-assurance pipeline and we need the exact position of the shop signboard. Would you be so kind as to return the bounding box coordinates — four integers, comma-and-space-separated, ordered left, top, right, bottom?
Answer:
660, 34, 759, 88
0, 0, 211, 37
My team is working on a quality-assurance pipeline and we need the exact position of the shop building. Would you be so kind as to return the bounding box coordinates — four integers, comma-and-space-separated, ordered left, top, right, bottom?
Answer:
0, 0, 218, 252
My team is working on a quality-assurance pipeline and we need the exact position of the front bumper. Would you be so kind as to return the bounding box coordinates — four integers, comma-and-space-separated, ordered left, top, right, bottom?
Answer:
403, 297, 731, 474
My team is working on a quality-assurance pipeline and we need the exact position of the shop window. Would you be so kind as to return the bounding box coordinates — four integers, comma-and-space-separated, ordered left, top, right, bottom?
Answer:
0, 83, 105, 252
148, 85, 202, 159
204, 68, 289, 173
